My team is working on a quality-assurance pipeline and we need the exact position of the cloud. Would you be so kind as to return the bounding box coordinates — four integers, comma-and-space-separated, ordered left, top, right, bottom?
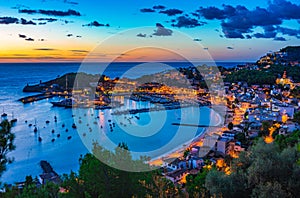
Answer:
18, 34, 26, 38
19, 9, 81, 16
197, 6, 227, 20
70, 50, 89, 53
35, 18, 58, 22
76, 35, 82, 38
66, 34, 73, 37
274, 36, 287, 41
153, 23, 173, 36
153, 5, 166, 10
0, 17, 18, 24
63, 0, 78, 5
137, 33, 147, 37
83, 21, 110, 27
268, 0, 300, 20
25, 38, 34, 41
34, 48, 56, 51
159, 9, 183, 16
171, 16, 205, 28
276, 27, 300, 37
0, 17, 36, 25
193, 38, 202, 41
203, 47, 209, 50
140, 8, 155, 13
196, 1, 300, 39
227, 46, 234, 50
20, 18, 36, 25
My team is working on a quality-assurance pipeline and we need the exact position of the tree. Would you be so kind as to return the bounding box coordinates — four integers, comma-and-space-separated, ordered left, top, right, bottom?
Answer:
185, 169, 209, 197
61, 142, 153, 198
205, 138, 300, 197
143, 173, 181, 198
228, 122, 234, 130
293, 111, 300, 125
0, 120, 16, 177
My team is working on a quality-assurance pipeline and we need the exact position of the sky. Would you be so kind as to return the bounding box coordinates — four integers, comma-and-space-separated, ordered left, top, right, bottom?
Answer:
0, 0, 300, 62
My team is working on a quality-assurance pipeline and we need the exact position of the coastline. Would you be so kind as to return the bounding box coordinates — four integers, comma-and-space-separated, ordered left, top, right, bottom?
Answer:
149, 106, 224, 165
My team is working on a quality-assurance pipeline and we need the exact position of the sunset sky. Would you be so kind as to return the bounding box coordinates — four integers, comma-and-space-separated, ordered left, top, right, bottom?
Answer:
0, 0, 300, 62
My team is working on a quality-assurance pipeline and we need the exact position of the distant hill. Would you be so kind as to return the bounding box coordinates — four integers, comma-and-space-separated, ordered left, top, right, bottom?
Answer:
257, 46, 300, 66
280, 46, 300, 61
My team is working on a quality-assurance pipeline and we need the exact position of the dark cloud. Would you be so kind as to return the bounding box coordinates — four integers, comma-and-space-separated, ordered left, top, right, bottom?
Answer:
246, 35, 252, 39
252, 26, 277, 38
70, 50, 89, 53
25, 38, 34, 41
140, 8, 155, 13
76, 35, 82, 38
203, 47, 209, 50
20, 18, 36, 25
159, 9, 183, 16
19, 9, 37, 14
35, 18, 58, 22
196, 1, 300, 39
153, 5, 166, 10
83, 21, 110, 27
268, 0, 300, 20
38, 22, 47, 25
227, 46, 234, 50
0, 17, 18, 24
276, 27, 300, 37
66, 34, 73, 37
34, 48, 56, 51
63, 0, 78, 5
63, 20, 73, 24
274, 36, 287, 41
153, 23, 173, 36
19, 9, 81, 16
18, 34, 26, 38
190, 12, 200, 18
171, 16, 205, 28
193, 38, 202, 41
137, 33, 147, 37
197, 6, 227, 20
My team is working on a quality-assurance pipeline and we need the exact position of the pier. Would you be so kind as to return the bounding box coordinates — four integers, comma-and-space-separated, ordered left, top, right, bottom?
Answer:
111, 103, 198, 115
18, 93, 69, 104
171, 123, 221, 127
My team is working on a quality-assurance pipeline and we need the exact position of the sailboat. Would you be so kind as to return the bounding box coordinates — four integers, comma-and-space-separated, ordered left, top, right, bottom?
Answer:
11, 112, 17, 123
34, 119, 38, 133
1, 107, 7, 117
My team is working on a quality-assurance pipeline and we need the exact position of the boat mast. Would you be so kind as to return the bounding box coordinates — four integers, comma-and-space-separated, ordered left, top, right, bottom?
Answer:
66, 75, 68, 93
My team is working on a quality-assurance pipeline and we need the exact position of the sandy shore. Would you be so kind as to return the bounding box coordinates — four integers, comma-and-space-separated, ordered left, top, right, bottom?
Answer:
149, 107, 225, 165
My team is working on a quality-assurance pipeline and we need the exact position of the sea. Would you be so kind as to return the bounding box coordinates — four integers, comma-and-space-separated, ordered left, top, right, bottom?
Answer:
0, 62, 242, 184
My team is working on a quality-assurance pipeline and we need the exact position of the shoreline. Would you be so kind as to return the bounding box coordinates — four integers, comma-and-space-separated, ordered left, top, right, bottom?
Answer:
149, 106, 224, 164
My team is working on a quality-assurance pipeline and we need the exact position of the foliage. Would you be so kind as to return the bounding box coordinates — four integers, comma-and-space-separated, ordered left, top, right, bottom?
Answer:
60, 142, 154, 198
224, 64, 300, 85
293, 111, 300, 125
205, 138, 300, 197
275, 130, 300, 150
227, 122, 234, 130
185, 169, 209, 198
0, 120, 16, 178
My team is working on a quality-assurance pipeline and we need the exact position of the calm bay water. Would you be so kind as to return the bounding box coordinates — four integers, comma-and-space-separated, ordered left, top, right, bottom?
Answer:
0, 62, 236, 184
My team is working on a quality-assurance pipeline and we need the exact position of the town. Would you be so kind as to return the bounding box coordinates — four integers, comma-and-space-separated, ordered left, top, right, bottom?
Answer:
1, 46, 300, 197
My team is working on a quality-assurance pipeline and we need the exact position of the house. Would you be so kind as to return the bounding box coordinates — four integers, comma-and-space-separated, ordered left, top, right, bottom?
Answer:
162, 157, 187, 171
165, 169, 187, 183
216, 137, 229, 155
188, 156, 204, 169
